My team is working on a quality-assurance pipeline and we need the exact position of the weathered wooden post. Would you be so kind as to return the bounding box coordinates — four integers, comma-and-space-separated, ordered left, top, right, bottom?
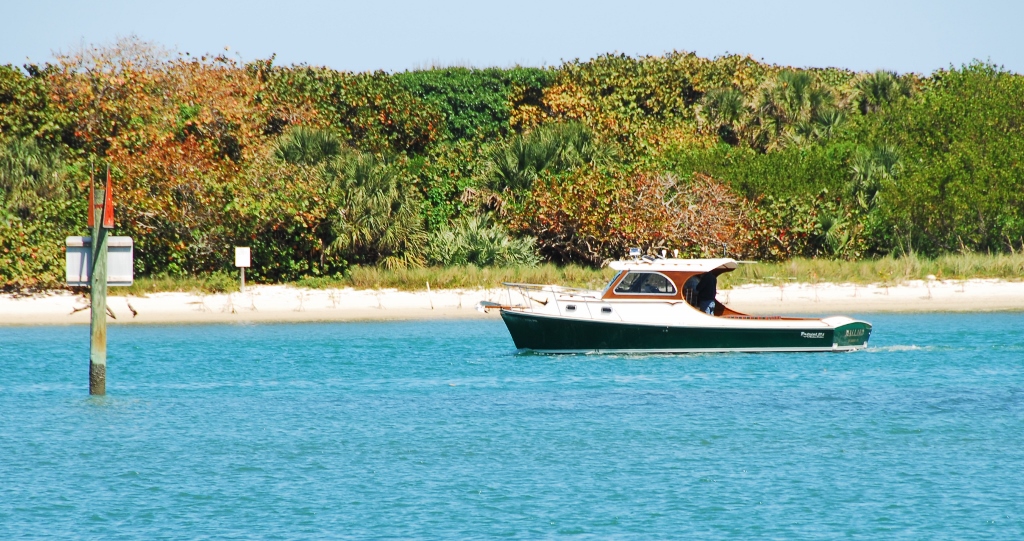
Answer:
89, 167, 115, 395
66, 167, 132, 396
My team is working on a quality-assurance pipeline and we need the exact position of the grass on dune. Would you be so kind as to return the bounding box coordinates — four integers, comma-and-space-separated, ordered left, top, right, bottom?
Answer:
112, 271, 238, 296
295, 264, 618, 291
106, 253, 1024, 295
720, 252, 1024, 288
332, 253, 1024, 291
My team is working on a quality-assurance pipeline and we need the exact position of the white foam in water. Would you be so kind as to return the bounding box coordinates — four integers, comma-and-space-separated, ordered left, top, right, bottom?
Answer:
869, 345, 924, 353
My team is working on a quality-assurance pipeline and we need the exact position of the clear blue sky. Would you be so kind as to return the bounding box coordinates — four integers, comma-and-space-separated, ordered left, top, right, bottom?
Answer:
3, 0, 1021, 74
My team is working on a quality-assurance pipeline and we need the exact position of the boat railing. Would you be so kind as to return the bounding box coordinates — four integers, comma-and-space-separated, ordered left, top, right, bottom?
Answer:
501, 282, 601, 314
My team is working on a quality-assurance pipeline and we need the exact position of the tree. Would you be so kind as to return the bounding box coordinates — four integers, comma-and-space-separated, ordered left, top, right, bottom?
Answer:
0, 64, 62, 143
486, 121, 614, 198
0, 137, 65, 219
806, 108, 847, 141
849, 142, 902, 210
699, 86, 745, 144
0, 136, 79, 290
273, 125, 343, 166
854, 70, 913, 114
263, 66, 444, 154
426, 214, 538, 267
747, 70, 838, 151
326, 153, 426, 268
513, 167, 747, 265
393, 66, 554, 140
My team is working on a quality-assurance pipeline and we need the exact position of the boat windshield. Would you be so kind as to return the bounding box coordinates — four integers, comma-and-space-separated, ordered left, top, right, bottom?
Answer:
601, 271, 624, 297
613, 272, 677, 295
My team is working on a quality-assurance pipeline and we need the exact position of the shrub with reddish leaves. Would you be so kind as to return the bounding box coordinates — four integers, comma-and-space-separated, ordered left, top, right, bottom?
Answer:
511, 168, 747, 266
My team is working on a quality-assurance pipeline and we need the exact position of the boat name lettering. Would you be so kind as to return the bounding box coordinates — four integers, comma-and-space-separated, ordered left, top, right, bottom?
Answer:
800, 332, 825, 339
844, 329, 865, 337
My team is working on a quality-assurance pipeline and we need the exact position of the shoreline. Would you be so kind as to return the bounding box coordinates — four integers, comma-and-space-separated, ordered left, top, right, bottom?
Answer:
2, 279, 1023, 326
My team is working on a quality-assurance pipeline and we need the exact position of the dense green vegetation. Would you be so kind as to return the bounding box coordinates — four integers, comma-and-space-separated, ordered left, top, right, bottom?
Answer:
1, 38, 1022, 290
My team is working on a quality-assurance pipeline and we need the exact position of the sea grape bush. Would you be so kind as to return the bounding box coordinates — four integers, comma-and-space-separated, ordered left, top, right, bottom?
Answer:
0, 37, 1022, 288
853, 62, 1024, 255
513, 168, 746, 265
393, 66, 554, 141
740, 192, 868, 262
261, 64, 443, 154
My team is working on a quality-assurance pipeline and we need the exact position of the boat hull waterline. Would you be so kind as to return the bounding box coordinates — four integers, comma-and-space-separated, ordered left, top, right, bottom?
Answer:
501, 310, 872, 354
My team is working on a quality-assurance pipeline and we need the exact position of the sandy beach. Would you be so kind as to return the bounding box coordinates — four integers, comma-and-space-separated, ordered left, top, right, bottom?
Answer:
2, 278, 1023, 326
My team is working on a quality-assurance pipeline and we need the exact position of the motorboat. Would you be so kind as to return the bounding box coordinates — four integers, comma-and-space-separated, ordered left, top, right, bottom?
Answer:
479, 256, 871, 353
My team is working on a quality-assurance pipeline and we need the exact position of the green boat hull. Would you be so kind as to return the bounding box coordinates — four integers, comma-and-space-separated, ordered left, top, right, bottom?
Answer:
500, 310, 871, 353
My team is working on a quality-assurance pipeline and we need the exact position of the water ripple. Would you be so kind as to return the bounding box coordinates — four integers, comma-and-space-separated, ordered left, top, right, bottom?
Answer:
0, 314, 1023, 539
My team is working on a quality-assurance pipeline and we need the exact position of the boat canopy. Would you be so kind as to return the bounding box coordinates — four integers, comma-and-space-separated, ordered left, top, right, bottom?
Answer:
607, 257, 738, 274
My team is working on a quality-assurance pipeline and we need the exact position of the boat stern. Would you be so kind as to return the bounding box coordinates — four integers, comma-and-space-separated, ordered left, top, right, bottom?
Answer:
825, 317, 872, 350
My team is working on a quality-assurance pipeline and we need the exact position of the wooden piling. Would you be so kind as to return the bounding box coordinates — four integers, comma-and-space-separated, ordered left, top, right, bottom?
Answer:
89, 184, 109, 395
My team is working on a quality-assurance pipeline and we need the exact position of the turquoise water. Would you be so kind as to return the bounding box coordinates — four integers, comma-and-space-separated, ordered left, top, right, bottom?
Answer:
1, 313, 1022, 539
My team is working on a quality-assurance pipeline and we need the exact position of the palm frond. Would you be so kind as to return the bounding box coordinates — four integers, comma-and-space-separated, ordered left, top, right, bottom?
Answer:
0, 137, 66, 218
274, 126, 343, 166
325, 151, 426, 267
425, 213, 539, 267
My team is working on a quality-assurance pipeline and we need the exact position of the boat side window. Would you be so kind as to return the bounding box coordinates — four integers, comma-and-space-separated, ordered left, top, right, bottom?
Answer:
613, 272, 677, 295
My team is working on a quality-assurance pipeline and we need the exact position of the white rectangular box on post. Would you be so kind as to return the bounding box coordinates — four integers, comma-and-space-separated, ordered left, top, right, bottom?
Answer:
235, 246, 251, 293
66, 236, 134, 286
234, 247, 251, 268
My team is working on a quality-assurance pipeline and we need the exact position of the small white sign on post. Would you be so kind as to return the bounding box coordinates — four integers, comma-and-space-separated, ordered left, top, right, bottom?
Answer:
235, 247, 251, 293
234, 247, 251, 268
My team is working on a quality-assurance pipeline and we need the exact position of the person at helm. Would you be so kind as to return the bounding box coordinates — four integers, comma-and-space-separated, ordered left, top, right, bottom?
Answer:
696, 272, 717, 315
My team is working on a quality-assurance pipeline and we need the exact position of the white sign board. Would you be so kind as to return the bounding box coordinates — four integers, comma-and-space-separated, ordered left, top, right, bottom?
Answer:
234, 247, 251, 268
66, 236, 134, 286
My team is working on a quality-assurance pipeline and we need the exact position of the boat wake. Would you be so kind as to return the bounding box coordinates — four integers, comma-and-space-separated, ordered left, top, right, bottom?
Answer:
867, 345, 926, 353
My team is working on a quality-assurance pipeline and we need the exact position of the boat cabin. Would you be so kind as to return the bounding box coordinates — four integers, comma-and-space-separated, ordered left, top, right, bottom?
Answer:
602, 257, 739, 315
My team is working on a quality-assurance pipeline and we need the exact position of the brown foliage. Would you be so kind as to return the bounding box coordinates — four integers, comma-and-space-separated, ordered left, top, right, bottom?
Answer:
48, 37, 296, 159
512, 168, 747, 266
45, 38, 322, 275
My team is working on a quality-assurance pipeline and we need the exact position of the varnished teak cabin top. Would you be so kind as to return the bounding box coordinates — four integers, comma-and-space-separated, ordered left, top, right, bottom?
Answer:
601, 258, 737, 301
